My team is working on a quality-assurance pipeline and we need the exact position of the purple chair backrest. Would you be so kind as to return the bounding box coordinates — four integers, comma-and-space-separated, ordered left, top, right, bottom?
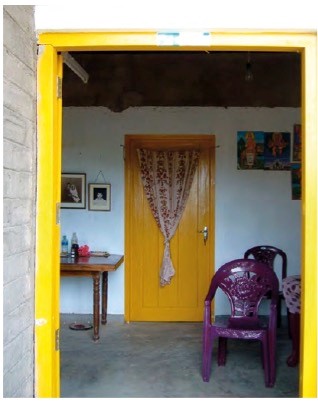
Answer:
207, 259, 279, 319
244, 245, 287, 281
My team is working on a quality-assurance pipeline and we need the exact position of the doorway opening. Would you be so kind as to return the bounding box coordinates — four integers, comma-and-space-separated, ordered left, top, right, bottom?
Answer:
38, 34, 316, 396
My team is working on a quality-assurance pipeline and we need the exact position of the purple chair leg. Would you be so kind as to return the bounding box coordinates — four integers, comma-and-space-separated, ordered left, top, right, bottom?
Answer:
261, 336, 271, 387
202, 328, 213, 382
268, 330, 277, 387
218, 337, 227, 365
287, 312, 300, 367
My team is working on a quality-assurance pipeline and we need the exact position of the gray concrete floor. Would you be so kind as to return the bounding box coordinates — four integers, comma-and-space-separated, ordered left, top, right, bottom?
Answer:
60, 314, 299, 398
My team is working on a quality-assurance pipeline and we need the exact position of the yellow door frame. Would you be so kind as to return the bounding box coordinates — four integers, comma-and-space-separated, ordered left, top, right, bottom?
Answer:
36, 31, 317, 397
36, 46, 62, 397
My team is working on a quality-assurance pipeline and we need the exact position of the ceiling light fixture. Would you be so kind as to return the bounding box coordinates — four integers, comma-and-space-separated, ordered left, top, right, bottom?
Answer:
245, 52, 254, 82
61, 52, 89, 84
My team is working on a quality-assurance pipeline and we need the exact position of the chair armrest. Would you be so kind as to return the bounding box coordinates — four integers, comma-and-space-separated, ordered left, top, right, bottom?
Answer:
204, 281, 217, 304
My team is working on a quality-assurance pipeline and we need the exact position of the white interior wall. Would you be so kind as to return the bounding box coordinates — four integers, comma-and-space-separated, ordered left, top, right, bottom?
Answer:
61, 106, 301, 315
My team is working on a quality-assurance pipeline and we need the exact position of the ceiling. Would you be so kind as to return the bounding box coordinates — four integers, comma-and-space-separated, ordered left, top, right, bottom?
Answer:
61, 51, 301, 112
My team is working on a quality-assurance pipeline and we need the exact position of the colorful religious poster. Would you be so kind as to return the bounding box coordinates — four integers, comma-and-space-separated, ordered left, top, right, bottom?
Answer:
292, 124, 301, 162
237, 131, 264, 170
264, 132, 291, 170
291, 162, 301, 200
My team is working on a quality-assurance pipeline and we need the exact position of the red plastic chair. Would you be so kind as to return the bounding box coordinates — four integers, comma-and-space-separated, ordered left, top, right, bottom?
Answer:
202, 259, 279, 387
244, 245, 287, 328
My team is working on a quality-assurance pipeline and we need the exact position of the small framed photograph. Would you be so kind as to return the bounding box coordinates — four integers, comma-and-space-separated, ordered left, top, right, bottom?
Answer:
61, 173, 86, 209
88, 183, 111, 211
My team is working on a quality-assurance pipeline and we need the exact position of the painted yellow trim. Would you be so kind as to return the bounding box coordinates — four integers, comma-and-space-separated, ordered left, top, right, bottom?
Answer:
124, 135, 131, 323
38, 31, 316, 52
35, 45, 61, 397
300, 36, 317, 397
36, 30, 317, 397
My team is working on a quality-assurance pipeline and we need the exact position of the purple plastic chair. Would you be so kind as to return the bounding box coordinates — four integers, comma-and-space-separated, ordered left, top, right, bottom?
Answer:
202, 259, 279, 387
244, 245, 287, 328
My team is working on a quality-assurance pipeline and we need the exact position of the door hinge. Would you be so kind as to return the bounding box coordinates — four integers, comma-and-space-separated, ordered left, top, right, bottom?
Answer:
57, 76, 62, 99
55, 328, 60, 351
56, 202, 60, 225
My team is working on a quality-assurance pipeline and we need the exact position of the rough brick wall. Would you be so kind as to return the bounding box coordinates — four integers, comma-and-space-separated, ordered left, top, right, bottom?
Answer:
3, 5, 36, 397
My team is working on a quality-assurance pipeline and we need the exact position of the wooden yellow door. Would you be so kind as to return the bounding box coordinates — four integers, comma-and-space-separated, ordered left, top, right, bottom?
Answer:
125, 135, 215, 321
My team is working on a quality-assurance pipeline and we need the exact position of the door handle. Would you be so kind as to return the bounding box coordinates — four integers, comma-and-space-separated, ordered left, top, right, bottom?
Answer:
199, 226, 208, 245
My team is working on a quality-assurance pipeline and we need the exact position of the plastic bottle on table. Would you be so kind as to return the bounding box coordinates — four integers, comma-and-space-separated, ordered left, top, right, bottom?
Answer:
61, 235, 69, 254
71, 232, 79, 257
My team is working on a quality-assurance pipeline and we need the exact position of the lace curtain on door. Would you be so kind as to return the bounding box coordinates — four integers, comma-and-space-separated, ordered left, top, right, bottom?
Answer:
137, 149, 200, 286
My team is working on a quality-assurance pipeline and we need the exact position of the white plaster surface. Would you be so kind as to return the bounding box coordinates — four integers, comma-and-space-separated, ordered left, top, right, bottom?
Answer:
61, 106, 301, 315
34, 1, 318, 31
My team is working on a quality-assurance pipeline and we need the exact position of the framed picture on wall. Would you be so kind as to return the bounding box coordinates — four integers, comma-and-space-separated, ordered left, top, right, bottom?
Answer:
237, 131, 264, 170
88, 183, 111, 211
61, 173, 86, 209
263, 131, 291, 170
291, 162, 301, 200
292, 124, 301, 162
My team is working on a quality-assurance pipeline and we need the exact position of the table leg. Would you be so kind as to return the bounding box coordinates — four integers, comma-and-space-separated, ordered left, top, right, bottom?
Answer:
93, 273, 100, 341
102, 272, 108, 324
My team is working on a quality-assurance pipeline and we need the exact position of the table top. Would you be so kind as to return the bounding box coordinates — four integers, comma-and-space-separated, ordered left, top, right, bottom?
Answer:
60, 254, 124, 272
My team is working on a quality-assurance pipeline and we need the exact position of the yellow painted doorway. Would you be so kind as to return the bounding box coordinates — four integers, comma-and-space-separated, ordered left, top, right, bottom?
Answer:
36, 31, 317, 397
125, 135, 215, 321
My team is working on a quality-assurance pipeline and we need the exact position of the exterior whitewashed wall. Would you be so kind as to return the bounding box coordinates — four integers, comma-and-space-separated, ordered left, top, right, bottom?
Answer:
35, 2, 318, 31
3, 5, 37, 397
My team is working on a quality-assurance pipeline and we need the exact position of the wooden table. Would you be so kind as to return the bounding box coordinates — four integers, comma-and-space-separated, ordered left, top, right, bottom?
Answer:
60, 254, 124, 341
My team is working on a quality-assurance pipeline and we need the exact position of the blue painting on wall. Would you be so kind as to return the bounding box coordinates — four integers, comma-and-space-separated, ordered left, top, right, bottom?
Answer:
237, 131, 264, 170
264, 132, 291, 170
291, 162, 301, 200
